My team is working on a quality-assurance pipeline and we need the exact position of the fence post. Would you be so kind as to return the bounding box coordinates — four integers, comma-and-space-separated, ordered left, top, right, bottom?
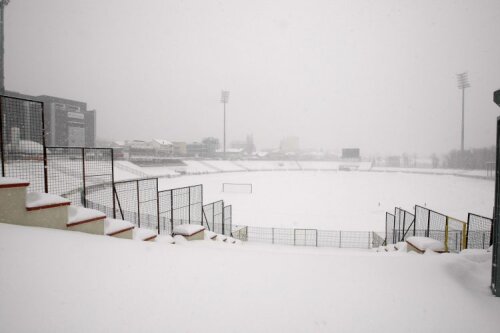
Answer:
136, 180, 141, 228
156, 179, 160, 234
272, 228, 274, 244
111, 149, 116, 219
444, 216, 449, 252
188, 187, 191, 224
339, 231, 342, 248
170, 190, 174, 233
82, 148, 87, 207
426, 209, 431, 237
222, 201, 225, 235
40, 101, 49, 193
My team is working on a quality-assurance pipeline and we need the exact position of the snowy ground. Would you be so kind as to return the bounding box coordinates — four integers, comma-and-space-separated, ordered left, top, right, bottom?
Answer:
158, 171, 494, 231
0, 223, 498, 333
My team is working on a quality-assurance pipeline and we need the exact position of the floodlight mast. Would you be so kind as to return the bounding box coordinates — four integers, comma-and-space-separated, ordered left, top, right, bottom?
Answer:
220, 90, 230, 159
457, 72, 470, 154
0, 0, 9, 94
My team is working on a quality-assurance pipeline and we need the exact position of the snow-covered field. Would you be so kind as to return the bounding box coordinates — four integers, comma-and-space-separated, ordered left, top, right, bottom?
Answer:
159, 171, 494, 231
0, 222, 498, 333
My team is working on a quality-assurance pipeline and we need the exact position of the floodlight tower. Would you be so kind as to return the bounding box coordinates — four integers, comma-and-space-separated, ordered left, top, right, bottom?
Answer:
492, 89, 500, 297
457, 72, 470, 153
0, 0, 10, 94
220, 90, 230, 159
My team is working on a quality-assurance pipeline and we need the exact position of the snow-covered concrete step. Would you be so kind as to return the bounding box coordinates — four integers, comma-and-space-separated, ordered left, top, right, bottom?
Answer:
24, 193, 71, 230
0, 177, 30, 189
0, 177, 31, 224
173, 224, 206, 241
133, 228, 157, 242
67, 206, 106, 235
25, 192, 71, 211
104, 218, 135, 239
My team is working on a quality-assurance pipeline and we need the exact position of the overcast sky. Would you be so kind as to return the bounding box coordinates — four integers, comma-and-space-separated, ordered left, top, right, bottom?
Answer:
5, 0, 500, 155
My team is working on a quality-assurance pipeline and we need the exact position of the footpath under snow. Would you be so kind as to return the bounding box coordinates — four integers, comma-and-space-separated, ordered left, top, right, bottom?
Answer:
0, 223, 499, 333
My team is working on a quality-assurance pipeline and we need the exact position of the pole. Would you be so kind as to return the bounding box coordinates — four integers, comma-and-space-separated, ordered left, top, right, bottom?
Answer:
461, 88, 465, 153
223, 102, 226, 159
0, 3, 5, 95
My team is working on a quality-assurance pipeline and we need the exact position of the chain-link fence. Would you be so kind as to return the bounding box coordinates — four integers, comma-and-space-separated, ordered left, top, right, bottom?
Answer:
232, 226, 372, 248
203, 200, 227, 235
385, 212, 395, 244
158, 184, 204, 234
0, 95, 46, 193
466, 213, 493, 249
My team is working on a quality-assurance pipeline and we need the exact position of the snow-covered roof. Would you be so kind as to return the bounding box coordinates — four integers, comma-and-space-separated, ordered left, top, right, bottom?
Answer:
152, 139, 173, 146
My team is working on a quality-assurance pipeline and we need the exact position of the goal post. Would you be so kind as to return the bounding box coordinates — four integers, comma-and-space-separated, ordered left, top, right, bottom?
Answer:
222, 183, 253, 193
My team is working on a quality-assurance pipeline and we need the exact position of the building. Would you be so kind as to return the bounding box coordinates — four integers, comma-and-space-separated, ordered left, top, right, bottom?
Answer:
38, 95, 96, 147
230, 134, 255, 154
172, 142, 187, 156
4, 91, 96, 147
151, 139, 173, 157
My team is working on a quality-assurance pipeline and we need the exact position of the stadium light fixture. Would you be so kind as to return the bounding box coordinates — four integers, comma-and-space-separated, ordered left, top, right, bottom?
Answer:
456, 72, 470, 153
220, 90, 230, 159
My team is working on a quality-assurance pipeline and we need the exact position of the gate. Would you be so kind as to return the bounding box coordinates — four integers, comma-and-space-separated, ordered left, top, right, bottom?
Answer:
294, 229, 318, 247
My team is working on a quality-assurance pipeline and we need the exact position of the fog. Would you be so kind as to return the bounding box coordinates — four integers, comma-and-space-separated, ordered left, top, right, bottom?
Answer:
5, 0, 500, 155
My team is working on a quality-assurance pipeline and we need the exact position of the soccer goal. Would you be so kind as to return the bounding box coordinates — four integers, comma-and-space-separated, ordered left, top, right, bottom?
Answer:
222, 183, 253, 193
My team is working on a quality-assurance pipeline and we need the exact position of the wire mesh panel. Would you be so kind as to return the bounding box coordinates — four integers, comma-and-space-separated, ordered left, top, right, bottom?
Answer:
428, 211, 447, 244
189, 185, 203, 224
46, 147, 84, 205
317, 230, 340, 247
0, 96, 45, 193
232, 225, 248, 241
212, 200, 224, 235
202, 203, 214, 232
372, 232, 385, 248
224, 205, 232, 236
83, 148, 114, 216
158, 190, 173, 234
294, 229, 318, 246
338, 231, 371, 249
401, 210, 415, 240
172, 187, 190, 228
113, 180, 139, 226
138, 178, 159, 231
385, 212, 395, 244
273, 228, 294, 245
467, 213, 493, 249
415, 205, 430, 235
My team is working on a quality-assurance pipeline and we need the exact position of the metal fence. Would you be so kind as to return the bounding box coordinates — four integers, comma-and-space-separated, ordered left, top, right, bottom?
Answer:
231, 225, 373, 248
158, 184, 204, 235
386, 205, 467, 252
0, 95, 46, 193
203, 200, 227, 235
466, 213, 493, 249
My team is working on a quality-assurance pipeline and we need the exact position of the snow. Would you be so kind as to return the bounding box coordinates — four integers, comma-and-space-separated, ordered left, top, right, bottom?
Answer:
407, 237, 446, 252
173, 224, 205, 236
158, 171, 493, 231
1, 222, 499, 333
67, 206, 106, 225
104, 218, 135, 235
155, 234, 175, 244
25, 192, 71, 209
133, 228, 157, 241
0, 177, 28, 186
205, 230, 217, 240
